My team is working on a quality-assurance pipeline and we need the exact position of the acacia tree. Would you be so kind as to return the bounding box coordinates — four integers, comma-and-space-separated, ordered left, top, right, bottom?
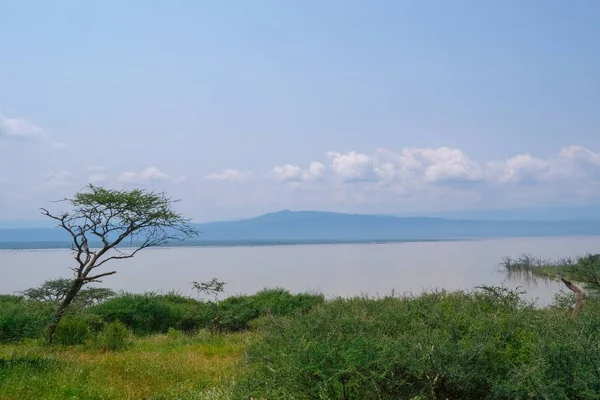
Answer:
41, 184, 198, 342
20, 278, 115, 307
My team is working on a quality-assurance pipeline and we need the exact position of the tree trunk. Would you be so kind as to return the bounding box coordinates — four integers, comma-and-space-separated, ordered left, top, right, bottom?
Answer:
47, 278, 85, 343
561, 277, 584, 318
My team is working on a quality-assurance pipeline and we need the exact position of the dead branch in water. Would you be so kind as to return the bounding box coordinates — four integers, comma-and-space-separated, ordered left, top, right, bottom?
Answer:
561, 277, 584, 318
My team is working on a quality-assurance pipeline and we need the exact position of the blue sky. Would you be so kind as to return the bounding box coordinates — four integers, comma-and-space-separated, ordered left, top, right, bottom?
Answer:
1, 0, 599, 222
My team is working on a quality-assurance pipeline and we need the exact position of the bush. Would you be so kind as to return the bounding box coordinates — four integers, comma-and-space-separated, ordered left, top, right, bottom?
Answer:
217, 288, 324, 332
0, 300, 55, 343
53, 316, 92, 346
240, 288, 600, 399
0, 294, 24, 304
95, 321, 131, 351
90, 292, 214, 335
166, 327, 186, 340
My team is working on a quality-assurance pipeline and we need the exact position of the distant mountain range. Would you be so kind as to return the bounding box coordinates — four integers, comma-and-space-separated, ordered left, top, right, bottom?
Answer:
1, 210, 600, 249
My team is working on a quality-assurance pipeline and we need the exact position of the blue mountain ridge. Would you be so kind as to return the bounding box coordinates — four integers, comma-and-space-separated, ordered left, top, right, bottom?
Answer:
1, 210, 599, 249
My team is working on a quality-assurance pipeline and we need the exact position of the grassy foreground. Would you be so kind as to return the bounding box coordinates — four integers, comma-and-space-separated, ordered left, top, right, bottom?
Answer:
0, 330, 253, 400
3, 253, 600, 399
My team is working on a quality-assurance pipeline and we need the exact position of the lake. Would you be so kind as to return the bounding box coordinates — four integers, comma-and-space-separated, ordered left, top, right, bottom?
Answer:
2, 236, 599, 304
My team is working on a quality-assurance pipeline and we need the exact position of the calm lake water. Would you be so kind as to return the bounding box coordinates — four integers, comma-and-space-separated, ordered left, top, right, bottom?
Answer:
2, 236, 600, 304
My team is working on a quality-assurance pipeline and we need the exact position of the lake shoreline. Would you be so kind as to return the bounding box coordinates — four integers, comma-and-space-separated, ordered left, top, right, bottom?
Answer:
2, 234, 600, 251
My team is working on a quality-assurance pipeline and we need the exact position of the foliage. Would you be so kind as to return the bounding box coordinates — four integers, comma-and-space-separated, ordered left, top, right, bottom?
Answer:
192, 278, 227, 304
90, 292, 214, 335
20, 278, 115, 307
240, 288, 600, 399
95, 321, 131, 351
0, 299, 55, 343
90, 288, 324, 335
217, 288, 324, 332
5, 282, 600, 398
0, 294, 24, 304
52, 316, 91, 346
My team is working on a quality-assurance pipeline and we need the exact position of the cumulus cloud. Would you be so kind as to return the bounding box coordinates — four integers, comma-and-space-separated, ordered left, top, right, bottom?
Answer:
0, 114, 45, 139
45, 171, 75, 188
218, 146, 600, 192
559, 145, 600, 166
485, 146, 600, 184
273, 161, 325, 182
205, 169, 253, 181
326, 147, 483, 184
487, 153, 550, 183
553, 145, 600, 180
327, 151, 375, 182
376, 147, 484, 184
118, 167, 175, 184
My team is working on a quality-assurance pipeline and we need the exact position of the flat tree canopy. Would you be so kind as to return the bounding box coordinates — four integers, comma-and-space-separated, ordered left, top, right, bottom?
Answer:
41, 184, 198, 341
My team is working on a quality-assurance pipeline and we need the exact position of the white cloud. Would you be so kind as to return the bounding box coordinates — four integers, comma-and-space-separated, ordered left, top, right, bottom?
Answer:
52, 142, 67, 149
486, 146, 600, 184
416, 147, 484, 183
45, 171, 75, 188
327, 151, 375, 182
11, 145, 600, 221
552, 145, 600, 180
488, 153, 550, 183
325, 147, 484, 184
205, 169, 253, 181
0, 114, 45, 139
559, 145, 600, 166
118, 167, 172, 184
273, 161, 325, 182
389, 147, 484, 183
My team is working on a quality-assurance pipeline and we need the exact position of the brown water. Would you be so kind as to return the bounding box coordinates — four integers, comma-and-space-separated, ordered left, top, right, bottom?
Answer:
2, 237, 599, 304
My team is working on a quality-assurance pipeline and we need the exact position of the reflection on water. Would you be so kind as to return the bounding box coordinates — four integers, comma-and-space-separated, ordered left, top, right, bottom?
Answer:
2, 236, 599, 305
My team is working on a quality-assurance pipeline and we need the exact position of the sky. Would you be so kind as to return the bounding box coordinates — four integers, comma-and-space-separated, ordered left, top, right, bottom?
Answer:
1, 0, 599, 223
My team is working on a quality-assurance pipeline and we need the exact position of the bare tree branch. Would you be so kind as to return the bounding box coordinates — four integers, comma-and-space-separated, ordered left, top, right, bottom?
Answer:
84, 271, 117, 282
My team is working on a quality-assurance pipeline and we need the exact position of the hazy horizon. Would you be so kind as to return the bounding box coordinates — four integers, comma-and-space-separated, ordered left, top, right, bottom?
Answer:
3, 204, 600, 229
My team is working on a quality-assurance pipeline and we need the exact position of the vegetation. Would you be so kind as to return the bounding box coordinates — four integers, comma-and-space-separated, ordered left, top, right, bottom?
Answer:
0, 330, 252, 400
20, 278, 116, 307
239, 287, 600, 399
499, 253, 600, 290
3, 253, 600, 398
40, 184, 198, 342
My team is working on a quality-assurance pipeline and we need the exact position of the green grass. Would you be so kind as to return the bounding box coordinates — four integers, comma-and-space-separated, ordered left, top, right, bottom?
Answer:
0, 330, 255, 400
4, 261, 600, 399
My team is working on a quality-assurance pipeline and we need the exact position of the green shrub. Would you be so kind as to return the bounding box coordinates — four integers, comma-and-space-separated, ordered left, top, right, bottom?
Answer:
87, 289, 322, 335
0, 300, 55, 343
95, 321, 131, 351
217, 288, 323, 332
53, 316, 91, 346
90, 292, 214, 335
166, 327, 185, 340
0, 294, 24, 304
240, 288, 600, 399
